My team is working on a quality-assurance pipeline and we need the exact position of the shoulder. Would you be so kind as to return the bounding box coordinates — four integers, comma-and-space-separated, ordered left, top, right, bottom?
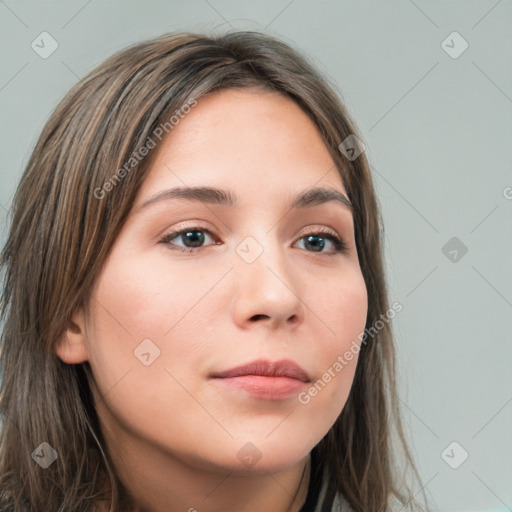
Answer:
331, 492, 355, 511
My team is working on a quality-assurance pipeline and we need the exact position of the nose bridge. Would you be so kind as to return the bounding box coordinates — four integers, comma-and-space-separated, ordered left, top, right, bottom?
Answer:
231, 229, 304, 327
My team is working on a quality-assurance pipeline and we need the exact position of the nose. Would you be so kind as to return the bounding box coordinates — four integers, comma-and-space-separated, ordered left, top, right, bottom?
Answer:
230, 237, 305, 331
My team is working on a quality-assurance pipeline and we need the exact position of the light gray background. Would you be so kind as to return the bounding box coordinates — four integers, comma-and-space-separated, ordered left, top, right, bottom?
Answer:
1, 1, 511, 511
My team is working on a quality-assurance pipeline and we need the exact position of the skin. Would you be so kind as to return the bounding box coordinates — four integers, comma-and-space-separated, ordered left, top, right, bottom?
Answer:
56, 88, 368, 512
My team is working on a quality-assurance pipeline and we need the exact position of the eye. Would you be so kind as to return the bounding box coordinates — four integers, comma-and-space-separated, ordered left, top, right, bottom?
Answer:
295, 228, 348, 255
159, 227, 218, 253
159, 226, 348, 255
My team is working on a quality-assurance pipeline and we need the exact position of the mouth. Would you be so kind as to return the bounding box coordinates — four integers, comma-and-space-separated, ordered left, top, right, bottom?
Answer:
209, 359, 311, 401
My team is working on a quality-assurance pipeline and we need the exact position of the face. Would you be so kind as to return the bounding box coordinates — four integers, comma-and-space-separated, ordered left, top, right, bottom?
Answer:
60, 88, 368, 475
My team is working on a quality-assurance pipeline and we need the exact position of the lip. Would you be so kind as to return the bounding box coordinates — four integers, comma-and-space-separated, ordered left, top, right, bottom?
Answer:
210, 359, 311, 382
209, 359, 311, 401
212, 375, 308, 400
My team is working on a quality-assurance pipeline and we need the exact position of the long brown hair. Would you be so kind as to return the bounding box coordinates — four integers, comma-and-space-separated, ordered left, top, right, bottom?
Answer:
0, 30, 431, 511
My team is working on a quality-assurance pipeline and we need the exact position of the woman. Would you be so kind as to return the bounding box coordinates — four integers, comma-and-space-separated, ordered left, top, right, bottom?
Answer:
0, 31, 431, 511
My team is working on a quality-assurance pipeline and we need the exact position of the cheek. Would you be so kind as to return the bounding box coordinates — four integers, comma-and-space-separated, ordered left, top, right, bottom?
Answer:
89, 246, 221, 339
312, 265, 368, 353
301, 268, 367, 411
83, 251, 225, 397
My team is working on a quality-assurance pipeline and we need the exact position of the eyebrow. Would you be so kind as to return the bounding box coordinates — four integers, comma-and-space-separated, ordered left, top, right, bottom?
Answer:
140, 185, 353, 213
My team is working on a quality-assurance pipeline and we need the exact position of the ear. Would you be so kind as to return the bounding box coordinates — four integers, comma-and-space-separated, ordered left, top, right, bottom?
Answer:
55, 310, 89, 364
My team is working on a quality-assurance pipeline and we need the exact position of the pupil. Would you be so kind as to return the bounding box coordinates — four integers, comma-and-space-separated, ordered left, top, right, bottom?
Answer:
306, 235, 324, 252
183, 230, 204, 247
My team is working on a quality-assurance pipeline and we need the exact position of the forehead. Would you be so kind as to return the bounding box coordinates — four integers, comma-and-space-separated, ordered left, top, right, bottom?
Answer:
138, 88, 349, 205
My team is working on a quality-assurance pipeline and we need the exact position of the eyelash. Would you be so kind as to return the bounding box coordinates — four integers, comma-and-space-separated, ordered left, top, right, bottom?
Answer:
159, 225, 348, 255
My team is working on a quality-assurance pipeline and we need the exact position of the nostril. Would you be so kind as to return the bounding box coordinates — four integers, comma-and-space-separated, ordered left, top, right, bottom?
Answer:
250, 314, 269, 322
